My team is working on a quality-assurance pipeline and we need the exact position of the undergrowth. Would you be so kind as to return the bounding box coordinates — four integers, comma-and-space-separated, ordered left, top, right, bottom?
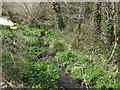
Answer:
1, 25, 119, 89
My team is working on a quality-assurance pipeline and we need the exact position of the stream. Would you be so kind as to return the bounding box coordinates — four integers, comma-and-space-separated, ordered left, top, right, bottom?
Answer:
40, 36, 86, 89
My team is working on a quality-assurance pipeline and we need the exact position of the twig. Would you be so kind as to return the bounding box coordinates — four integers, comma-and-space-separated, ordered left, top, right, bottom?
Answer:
108, 41, 117, 62
81, 64, 91, 90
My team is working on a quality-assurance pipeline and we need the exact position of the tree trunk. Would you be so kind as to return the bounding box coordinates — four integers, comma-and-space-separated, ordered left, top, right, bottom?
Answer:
0, 2, 2, 16
77, 18, 83, 34
117, 2, 120, 45
105, 2, 115, 45
52, 2, 65, 30
94, 2, 102, 40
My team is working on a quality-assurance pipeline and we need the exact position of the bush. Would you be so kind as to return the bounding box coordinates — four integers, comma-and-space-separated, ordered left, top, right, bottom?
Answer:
2, 51, 21, 81
19, 61, 60, 88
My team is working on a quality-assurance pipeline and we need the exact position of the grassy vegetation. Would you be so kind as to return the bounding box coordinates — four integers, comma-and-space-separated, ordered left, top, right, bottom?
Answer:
1, 24, 120, 89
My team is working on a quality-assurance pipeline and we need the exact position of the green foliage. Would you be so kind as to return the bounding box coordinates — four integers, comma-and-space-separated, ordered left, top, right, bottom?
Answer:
103, 2, 115, 45
2, 30, 17, 40
94, 3, 101, 32
55, 51, 80, 67
67, 64, 102, 83
2, 27, 60, 88
23, 29, 44, 37
52, 41, 66, 52
57, 16, 65, 30
44, 29, 65, 45
30, 47, 47, 58
19, 61, 60, 88
0, 25, 9, 30
94, 74, 119, 88
67, 62, 120, 88
2, 24, 119, 89
39, 29, 45, 36
55, 50, 119, 88
105, 19, 114, 45
26, 37, 38, 46
2, 51, 21, 81
113, 46, 120, 62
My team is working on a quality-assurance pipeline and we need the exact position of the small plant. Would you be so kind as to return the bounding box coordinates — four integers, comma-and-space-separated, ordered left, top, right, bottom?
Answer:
94, 74, 119, 88
55, 50, 80, 67
30, 47, 47, 58
39, 29, 45, 36
44, 29, 65, 45
50, 41, 66, 52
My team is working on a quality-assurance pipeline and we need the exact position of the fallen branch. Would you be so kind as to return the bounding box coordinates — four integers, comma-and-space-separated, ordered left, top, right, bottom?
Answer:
108, 22, 118, 63
108, 41, 117, 62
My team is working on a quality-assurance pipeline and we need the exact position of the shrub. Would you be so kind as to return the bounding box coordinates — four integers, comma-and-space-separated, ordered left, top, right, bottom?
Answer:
2, 51, 21, 81
19, 61, 60, 88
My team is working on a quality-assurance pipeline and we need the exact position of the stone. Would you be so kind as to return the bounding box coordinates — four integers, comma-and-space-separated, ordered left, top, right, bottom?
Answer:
0, 17, 14, 26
